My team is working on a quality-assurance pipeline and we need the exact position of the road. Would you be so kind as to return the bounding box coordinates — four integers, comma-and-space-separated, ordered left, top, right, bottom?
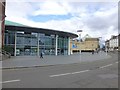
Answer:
2, 52, 119, 88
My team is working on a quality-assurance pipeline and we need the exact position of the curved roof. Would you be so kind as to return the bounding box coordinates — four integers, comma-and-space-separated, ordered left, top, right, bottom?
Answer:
5, 20, 26, 26
5, 25, 78, 38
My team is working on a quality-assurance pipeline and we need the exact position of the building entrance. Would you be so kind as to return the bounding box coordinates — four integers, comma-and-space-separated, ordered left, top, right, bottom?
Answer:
24, 49, 31, 55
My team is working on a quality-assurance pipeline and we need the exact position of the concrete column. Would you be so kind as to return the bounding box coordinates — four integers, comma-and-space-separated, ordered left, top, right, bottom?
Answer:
14, 31, 17, 56
6, 34, 8, 44
68, 37, 70, 55
55, 35, 58, 56
0, 21, 2, 59
0, 21, 1, 50
37, 33, 39, 56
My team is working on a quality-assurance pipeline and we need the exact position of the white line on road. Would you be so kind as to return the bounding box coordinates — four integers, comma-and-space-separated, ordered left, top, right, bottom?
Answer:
71, 70, 90, 74
50, 73, 71, 77
0, 79, 20, 84
50, 62, 116, 78
99, 64, 113, 69
50, 70, 90, 77
115, 62, 118, 64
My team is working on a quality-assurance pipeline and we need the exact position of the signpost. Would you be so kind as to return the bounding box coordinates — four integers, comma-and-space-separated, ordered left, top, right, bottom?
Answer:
77, 30, 82, 54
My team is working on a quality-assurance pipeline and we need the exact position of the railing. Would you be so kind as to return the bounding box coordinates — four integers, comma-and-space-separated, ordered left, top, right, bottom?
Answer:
0, 49, 11, 60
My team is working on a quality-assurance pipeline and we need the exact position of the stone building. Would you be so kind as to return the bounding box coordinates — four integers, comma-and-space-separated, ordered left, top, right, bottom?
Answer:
70, 35, 99, 53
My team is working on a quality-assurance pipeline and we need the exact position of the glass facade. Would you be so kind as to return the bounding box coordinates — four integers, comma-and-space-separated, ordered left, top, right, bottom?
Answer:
16, 32, 38, 56
39, 33, 56, 55
58, 37, 68, 55
4, 30, 15, 55
4, 31, 69, 56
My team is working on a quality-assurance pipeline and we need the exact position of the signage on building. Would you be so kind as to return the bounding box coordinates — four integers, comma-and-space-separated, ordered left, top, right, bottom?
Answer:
72, 44, 77, 48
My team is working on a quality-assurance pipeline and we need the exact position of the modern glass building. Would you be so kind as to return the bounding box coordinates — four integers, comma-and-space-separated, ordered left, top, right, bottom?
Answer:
4, 20, 78, 56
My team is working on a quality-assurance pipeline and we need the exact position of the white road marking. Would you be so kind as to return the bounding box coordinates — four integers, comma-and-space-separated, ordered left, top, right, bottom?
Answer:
50, 73, 71, 77
50, 62, 117, 78
71, 70, 90, 74
50, 62, 116, 78
115, 62, 118, 64
0, 79, 20, 84
50, 70, 90, 77
99, 64, 113, 69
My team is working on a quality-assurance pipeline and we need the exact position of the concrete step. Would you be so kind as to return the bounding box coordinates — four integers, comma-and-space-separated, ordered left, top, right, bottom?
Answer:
0, 54, 11, 60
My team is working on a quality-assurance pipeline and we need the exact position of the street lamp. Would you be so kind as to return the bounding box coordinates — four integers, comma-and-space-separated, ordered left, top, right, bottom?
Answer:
105, 45, 108, 55
98, 37, 102, 50
77, 30, 82, 54
104, 39, 108, 55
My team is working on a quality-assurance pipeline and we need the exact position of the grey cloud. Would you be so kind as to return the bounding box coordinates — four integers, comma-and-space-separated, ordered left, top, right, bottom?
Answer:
84, 16, 109, 30
82, 9, 117, 32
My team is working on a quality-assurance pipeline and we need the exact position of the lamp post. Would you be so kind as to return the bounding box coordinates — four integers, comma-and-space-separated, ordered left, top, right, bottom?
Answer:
105, 45, 108, 55
105, 39, 108, 55
77, 30, 82, 54
98, 37, 102, 50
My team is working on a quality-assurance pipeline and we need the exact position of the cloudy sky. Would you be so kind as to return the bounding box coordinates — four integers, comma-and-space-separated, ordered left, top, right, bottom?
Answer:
5, 0, 118, 41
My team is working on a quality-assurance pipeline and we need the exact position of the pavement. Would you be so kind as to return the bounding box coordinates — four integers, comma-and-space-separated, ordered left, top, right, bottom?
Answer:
2, 51, 118, 88
0, 51, 113, 69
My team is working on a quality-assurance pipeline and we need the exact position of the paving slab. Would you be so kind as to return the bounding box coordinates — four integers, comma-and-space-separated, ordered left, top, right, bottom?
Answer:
1, 52, 112, 69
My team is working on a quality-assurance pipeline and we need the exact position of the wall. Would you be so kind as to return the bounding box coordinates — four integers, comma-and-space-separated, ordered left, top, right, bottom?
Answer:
70, 38, 99, 52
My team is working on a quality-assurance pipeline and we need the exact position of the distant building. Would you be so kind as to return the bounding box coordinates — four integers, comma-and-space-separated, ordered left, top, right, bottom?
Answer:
109, 35, 118, 51
70, 39, 80, 53
81, 38, 99, 51
70, 35, 99, 53
105, 35, 119, 51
